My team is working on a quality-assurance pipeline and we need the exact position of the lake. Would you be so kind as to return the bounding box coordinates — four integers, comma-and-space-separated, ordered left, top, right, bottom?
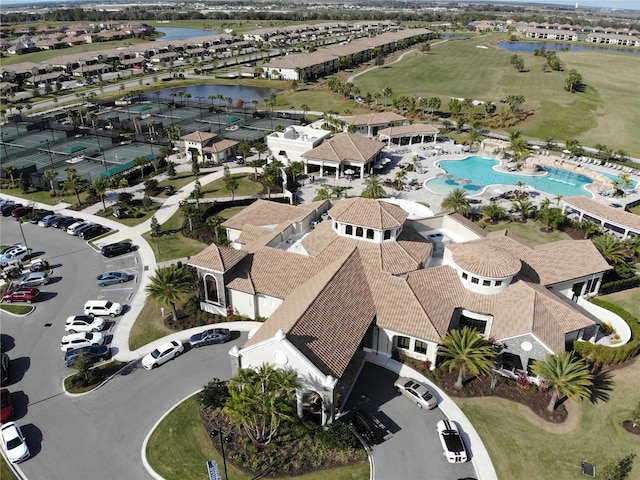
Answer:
150, 84, 279, 105
155, 27, 218, 41
496, 41, 640, 56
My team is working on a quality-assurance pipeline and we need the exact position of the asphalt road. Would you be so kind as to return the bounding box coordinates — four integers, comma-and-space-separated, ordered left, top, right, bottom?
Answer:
1, 217, 245, 479
343, 363, 477, 480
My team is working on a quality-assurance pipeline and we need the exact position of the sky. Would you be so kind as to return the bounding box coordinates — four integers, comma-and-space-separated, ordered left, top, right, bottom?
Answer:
472, 0, 640, 10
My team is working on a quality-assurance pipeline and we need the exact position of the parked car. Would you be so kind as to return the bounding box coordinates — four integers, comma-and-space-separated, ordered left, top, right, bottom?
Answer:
24, 258, 49, 273
16, 272, 49, 287
58, 217, 81, 230
0, 389, 14, 423
436, 420, 468, 463
66, 221, 91, 235
75, 222, 97, 237
30, 210, 54, 224
65, 315, 105, 333
0, 422, 29, 463
80, 225, 108, 240
189, 328, 231, 348
163, 185, 175, 196
0, 354, 8, 384
64, 345, 111, 368
393, 376, 438, 410
350, 410, 383, 445
11, 206, 33, 218
83, 300, 123, 317
0, 245, 21, 256
113, 207, 130, 218
101, 242, 134, 258
50, 215, 73, 228
95, 271, 129, 286
60, 332, 105, 352
0, 203, 21, 216
141, 340, 184, 370
2, 287, 40, 303
0, 246, 32, 267
38, 214, 63, 227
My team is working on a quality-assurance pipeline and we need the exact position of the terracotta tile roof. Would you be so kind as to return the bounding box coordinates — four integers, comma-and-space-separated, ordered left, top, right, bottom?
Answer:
222, 200, 313, 230
378, 123, 439, 136
237, 224, 277, 245
342, 112, 406, 127
203, 139, 238, 153
302, 133, 385, 164
187, 244, 247, 272
181, 131, 217, 143
245, 249, 378, 378
448, 242, 522, 278
328, 197, 407, 229
563, 196, 640, 232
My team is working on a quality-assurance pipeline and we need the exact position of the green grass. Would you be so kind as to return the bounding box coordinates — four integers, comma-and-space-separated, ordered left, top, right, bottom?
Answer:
456, 353, 640, 480
0, 457, 18, 480
147, 395, 369, 480
63, 361, 127, 393
217, 206, 247, 219
200, 173, 263, 199
0, 304, 34, 315
478, 218, 570, 245
129, 296, 176, 351
0, 186, 92, 208
601, 287, 640, 319
142, 207, 209, 263
105, 203, 162, 227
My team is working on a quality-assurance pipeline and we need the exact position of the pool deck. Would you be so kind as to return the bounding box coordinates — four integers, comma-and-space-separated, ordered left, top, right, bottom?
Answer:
296, 141, 640, 216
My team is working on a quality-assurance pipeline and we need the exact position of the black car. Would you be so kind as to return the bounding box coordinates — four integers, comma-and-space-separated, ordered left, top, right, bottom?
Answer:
101, 242, 134, 257
1, 203, 21, 216
80, 225, 108, 240
51, 215, 73, 228
350, 410, 383, 445
1, 353, 9, 384
74, 222, 97, 237
64, 345, 111, 368
164, 185, 175, 196
59, 217, 82, 230
30, 210, 54, 224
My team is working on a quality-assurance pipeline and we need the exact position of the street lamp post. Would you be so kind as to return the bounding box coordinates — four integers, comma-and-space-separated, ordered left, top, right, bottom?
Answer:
45, 140, 55, 170
16, 217, 28, 250
210, 428, 231, 480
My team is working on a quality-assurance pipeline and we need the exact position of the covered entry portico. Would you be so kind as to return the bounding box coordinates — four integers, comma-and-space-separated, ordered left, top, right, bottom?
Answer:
378, 124, 439, 147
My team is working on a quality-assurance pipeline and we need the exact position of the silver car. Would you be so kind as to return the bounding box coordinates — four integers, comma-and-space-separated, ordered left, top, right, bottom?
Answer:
17, 272, 49, 287
394, 376, 438, 410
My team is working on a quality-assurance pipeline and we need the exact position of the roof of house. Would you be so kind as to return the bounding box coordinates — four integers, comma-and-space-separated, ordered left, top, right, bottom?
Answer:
222, 199, 316, 231
181, 131, 217, 143
328, 197, 407, 229
448, 242, 521, 278
342, 112, 406, 127
378, 123, 439, 136
563, 195, 640, 232
203, 139, 239, 153
188, 244, 247, 273
302, 133, 385, 163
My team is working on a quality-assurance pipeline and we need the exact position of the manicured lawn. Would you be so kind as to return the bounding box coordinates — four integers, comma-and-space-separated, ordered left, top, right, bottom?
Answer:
0, 186, 92, 208
129, 296, 176, 351
147, 395, 369, 480
158, 173, 199, 193
0, 304, 34, 315
601, 287, 640, 319
142, 208, 209, 263
0, 457, 17, 480
201, 173, 262, 199
104, 202, 162, 227
63, 361, 127, 394
456, 354, 640, 480
478, 218, 570, 245
217, 206, 247, 220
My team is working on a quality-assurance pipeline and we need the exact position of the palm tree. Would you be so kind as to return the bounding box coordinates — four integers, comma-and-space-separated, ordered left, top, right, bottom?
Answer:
190, 180, 202, 208
248, 159, 263, 180
511, 197, 534, 222
286, 161, 304, 186
134, 156, 148, 180
361, 175, 387, 199
438, 327, 495, 390
44, 169, 58, 195
531, 352, 593, 412
592, 234, 627, 266
440, 188, 471, 217
144, 265, 193, 323
182, 203, 199, 232
225, 364, 300, 445
253, 142, 267, 160
300, 104, 310, 120
576, 219, 600, 239
315, 187, 331, 201
4, 165, 16, 187
64, 168, 83, 206
481, 202, 507, 222
206, 214, 224, 243
382, 86, 393, 106
93, 178, 108, 212
464, 129, 482, 152
224, 176, 239, 201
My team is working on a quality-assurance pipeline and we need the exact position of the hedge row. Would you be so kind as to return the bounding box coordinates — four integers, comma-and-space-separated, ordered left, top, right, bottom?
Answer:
600, 276, 640, 295
573, 298, 640, 365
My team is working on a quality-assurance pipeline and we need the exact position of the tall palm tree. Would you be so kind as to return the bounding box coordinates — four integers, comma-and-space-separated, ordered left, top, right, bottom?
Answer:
224, 176, 239, 201
315, 187, 331, 201
253, 142, 267, 160
438, 327, 495, 390
144, 265, 194, 323
4, 165, 17, 187
511, 196, 534, 222
182, 203, 199, 232
206, 214, 224, 243
592, 234, 627, 266
531, 352, 593, 412
481, 202, 507, 222
361, 175, 386, 199
382, 86, 393, 106
464, 129, 482, 152
64, 168, 83, 206
92, 177, 108, 212
440, 188, 471, 217
285, 161, 304, 186
190, 179, 202, 208
225, 364, 300, 445
44, 169, 58, 195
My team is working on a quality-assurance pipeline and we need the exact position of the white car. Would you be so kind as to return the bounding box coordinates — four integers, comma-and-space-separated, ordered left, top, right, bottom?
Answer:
0, 422, 30, 463
60, 332, 105, 352
66, 221, 91, 235
393, 376, 438, 409
0, 246, 32, 267
65, 315, 105, 333
141, 340, 184, 370
436, 420, 468, 463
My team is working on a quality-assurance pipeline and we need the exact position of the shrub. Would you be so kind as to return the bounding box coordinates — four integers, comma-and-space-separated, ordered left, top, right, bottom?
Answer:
600, 276, 640, 295
144, 179, 159, 192
118, 192, 134, 204
600, 321, 614, 336
200, 378, 230, 409
315, 422, 359, 450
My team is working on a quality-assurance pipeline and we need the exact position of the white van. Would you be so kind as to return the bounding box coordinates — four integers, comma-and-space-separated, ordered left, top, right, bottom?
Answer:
84, 300, 123, 317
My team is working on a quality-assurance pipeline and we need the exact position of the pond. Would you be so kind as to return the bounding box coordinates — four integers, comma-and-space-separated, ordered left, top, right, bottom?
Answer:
155, 27, 218, 41
496, 41, 640, 56
149, 84, 279, 105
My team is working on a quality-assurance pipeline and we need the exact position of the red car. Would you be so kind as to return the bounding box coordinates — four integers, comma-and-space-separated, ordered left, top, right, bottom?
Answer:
2, 287, 40, 303
11, 206, 33, 218
0, 389, 13, 423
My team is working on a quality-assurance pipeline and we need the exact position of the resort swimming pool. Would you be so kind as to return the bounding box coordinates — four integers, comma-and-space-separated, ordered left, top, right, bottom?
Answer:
425, 156, 635, 198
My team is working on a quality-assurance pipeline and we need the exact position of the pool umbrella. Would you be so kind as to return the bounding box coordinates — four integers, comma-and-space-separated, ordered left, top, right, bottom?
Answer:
437, 173, 453, 179
459, 179, 473, 185
344, 168, 355, 175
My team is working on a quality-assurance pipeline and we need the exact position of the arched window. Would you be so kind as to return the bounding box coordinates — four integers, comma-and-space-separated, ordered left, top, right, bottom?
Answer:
355, 226, 363, 237
345, 224, 353, 235
384, 230, 391, 240
366, 229, 374, 239
204, 274, 219, 304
